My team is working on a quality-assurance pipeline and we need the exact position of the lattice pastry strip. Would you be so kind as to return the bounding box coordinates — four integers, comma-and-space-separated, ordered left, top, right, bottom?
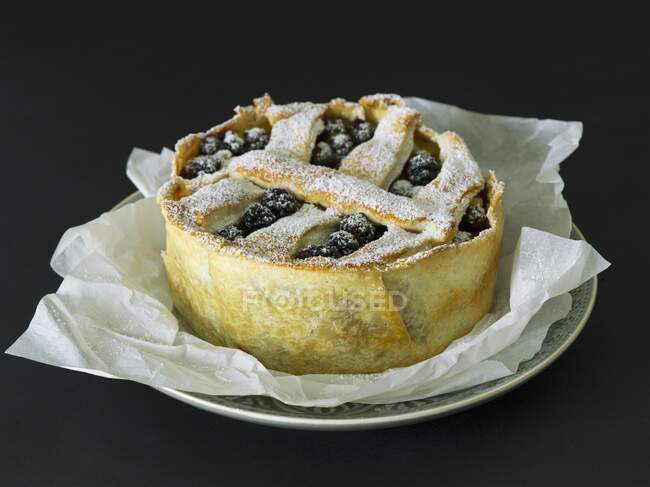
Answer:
175, 177, 263, 232
161, 93, 490, 264
264, 103, 327, 162
172, 103, 266, 178
414, 132, 485, 227
339, 226, 429, 265
339, 105, 420, 189
228, 151, 439, 233
242, 205, 340, 259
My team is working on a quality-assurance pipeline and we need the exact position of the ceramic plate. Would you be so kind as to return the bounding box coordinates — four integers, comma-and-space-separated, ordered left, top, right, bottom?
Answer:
114, 192, 597, 431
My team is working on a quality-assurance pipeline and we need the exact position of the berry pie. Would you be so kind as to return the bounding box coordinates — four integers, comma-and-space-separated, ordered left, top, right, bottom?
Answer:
158, 94, 504, 374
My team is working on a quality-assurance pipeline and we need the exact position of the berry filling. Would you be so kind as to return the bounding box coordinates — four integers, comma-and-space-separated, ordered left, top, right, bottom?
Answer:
295, 213, 385, 260
324, 118, 347, 135
389, 150, 441, 196
244, 127, 270, 150
215, 188, 302, 240
311, 141, 337, 168
261, 187, 302, 218
216, 224, 244, 240
459, 204, 489, 233
223, 131, 246, 155
339, 213, 377, 243
181, 154, 223, 179
350, 119, 375, 145
453, 231, 473, 244
452, 203, 490, 243
295, 243, 342, 259
310, 117, 376, 169
327, 230, 360, 255
240, 203, 277, 232
200, 136, 220, 155
182, 127, 269, 179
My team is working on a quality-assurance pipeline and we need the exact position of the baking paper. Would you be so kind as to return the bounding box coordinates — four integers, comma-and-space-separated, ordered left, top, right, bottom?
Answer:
7, 97, 610, 406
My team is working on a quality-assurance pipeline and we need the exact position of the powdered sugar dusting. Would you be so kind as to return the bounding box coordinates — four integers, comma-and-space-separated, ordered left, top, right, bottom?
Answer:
340, 226, 432, 266
159, 94, 491, 268
265, 104, 326, 161
243, 205, 339, 259
339, 106, 419, 189
415, 131, 485, 228
229, 151, 440, 233
182, 178, 261, 217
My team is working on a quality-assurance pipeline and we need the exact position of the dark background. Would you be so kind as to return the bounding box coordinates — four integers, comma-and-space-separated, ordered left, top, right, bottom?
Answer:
2, 2, 647, 486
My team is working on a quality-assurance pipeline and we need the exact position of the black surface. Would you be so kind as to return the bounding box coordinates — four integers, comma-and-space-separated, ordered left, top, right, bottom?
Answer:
1, 3, 647, 486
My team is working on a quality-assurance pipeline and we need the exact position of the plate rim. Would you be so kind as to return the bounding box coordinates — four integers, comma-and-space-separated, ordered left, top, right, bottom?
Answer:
114, 191, 597, 430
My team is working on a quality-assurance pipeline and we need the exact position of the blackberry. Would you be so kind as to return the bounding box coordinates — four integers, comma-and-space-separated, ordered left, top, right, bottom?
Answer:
323, 118, 347, 137
327, 230, 360, 256
317, 243, 343, 258
240, 203, 277, 233
222, 130, 246, 155
244, 127, 269, 151
295, 245, 321, 259
350, 119, 374, 144
261, 188, 301, 218
214, 149, 233, 165
460, 205, 489, 233
340, 213, 376, 244
295, 243, 342, 259
406, 151, 440, 186
216, 224, 243, 240
181, 155, 221, 179
453, 231, 473, 244
330, 133, 354, 158
200, 135, 221, 155
311, 141, 338, 168
389, 179, 415, 198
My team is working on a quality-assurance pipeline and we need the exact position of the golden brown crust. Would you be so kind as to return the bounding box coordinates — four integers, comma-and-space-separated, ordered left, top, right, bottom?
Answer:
172, 103, 268, 177
228, 152, 432, 231
339, 106, 421, 189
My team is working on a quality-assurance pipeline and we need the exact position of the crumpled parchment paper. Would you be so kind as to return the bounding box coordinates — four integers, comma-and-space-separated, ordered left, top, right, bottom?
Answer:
6, 97, 610, 407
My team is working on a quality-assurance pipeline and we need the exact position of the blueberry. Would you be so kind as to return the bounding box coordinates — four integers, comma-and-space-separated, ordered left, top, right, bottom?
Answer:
327, 230, 360, 256
460, 205, 489, 233
200, 136, 221, 155
406, 151, 440, 186
244, 127, 269, 151
222, 130, 246, 155
389, 179, 415, 198
216, 224, 243, 240
329, 133, 354, 158
240, 203, 277, 233
339, 213, 376, 244
311, 141, 338, 168
261, 188, 301, 218
323, 118, 347, 137
350, 119, 374, 144
181, 155, 221, 179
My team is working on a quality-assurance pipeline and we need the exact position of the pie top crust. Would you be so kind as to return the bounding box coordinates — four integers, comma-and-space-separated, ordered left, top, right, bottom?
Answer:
158, 94, 501, 270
